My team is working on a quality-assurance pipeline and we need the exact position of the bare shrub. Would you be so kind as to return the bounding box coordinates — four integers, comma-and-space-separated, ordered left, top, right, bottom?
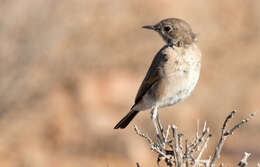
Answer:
134, 111, 256, 167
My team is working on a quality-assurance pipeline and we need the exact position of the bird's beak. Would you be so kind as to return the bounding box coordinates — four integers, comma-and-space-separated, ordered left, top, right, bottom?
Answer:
142, 25, 155, 30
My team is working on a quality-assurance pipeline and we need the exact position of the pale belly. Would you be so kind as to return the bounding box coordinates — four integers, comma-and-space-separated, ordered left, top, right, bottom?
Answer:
158, 69, 200, 108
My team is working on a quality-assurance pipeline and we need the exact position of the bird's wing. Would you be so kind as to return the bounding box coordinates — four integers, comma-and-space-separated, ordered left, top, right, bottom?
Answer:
134, 46, 169, 104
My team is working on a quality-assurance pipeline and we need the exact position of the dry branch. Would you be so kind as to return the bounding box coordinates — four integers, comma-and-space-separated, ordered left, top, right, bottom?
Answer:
237, 152, 251, 167
134, 111, 256, 167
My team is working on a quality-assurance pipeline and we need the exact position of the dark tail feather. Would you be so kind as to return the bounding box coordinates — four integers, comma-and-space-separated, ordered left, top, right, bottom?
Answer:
114, 110, 139, 129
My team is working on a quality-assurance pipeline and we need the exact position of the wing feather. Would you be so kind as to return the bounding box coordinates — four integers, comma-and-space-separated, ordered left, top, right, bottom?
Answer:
134, 46, 169, 104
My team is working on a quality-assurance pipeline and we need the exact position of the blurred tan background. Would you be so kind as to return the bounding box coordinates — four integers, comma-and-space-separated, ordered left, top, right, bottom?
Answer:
0, 0, 259, 166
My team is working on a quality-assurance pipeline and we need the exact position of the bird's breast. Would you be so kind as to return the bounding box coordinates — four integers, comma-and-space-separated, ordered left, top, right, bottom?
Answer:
157, 44, 201, 108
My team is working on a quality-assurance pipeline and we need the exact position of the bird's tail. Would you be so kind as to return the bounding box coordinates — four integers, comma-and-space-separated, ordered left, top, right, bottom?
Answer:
114, 110, 139, 129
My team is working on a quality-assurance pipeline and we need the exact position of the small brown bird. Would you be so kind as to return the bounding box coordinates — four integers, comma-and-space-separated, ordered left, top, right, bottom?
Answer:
114, 18, 201, 130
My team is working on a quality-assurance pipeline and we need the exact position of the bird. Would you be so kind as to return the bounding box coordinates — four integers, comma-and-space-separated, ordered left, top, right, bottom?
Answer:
114, 18, 201, 131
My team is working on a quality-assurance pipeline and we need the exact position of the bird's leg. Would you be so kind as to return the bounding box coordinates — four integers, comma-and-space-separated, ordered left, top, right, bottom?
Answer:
151, 107, 162, 145
156, 112, 166, 142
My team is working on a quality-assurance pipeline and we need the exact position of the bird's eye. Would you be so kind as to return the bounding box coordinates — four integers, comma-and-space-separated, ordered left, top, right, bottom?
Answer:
163, 26, 172, 32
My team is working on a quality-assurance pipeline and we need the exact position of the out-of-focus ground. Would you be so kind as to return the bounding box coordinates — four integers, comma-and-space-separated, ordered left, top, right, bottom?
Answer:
0, 0, 259, 166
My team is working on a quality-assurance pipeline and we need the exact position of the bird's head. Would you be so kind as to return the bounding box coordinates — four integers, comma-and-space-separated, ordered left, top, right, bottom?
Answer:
142, 18, 197, 47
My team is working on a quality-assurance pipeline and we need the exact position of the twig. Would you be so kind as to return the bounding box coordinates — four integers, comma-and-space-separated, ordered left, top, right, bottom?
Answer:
171, 125, 182, 167
133, 110, 255, 167
210, 112, 255, 167
134, 125, 153, 145
228, 113, 255, 135
188, 122, 208, 155
196, 120, 199, 141
193, 133, 211, 167
165, 125, 171, 143
134, 125, 169, 163
237, 152, 251, 167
